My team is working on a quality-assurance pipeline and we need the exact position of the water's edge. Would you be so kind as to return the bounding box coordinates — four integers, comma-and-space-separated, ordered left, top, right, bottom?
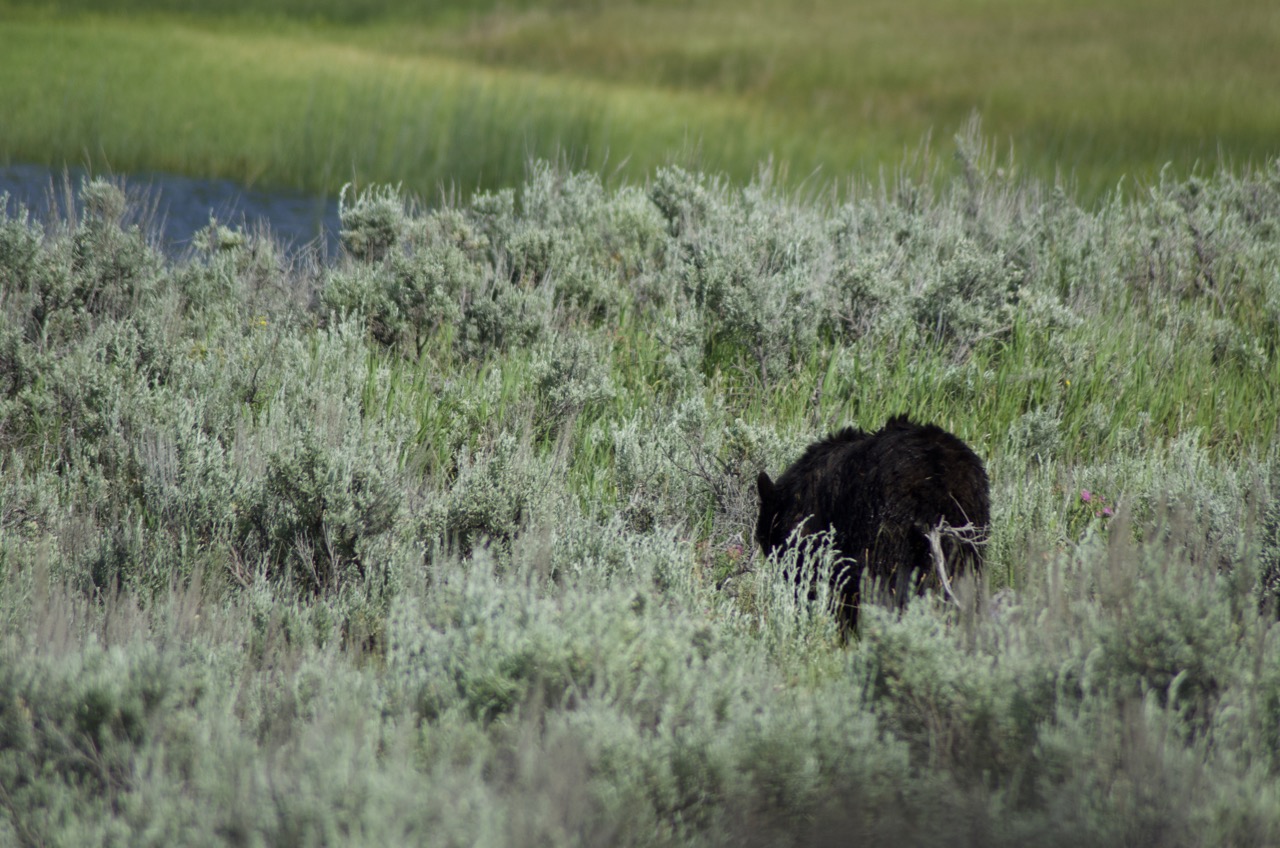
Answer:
1, 164, 341, 257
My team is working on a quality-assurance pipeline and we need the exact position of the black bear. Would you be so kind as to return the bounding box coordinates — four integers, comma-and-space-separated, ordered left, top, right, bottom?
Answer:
756, 415, 990, 632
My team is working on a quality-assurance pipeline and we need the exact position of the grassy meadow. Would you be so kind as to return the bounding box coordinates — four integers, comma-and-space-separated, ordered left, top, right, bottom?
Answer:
2, 0, 1279, 198
3, 1, 1280, 844
2, 130, 1280, 843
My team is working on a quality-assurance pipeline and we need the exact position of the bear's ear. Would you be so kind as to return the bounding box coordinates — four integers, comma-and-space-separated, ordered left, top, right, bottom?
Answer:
756, 472, 775, 504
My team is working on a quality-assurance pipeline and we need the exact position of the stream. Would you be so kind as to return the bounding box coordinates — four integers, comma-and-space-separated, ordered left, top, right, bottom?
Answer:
1, 164, 342, 257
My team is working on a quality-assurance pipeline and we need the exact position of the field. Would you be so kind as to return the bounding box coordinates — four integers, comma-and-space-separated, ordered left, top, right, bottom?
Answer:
2, 135, 1280, 843
3, 1, 1280, 845
2, 0, 1280, 198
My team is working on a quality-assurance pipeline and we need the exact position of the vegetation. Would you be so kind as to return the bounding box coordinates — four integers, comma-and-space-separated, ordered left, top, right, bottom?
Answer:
2, 130, 1279, 844
2, 0, 1279, 198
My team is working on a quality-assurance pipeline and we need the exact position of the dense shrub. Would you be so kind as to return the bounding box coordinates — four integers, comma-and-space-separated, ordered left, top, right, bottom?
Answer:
1, 148, 1279, 845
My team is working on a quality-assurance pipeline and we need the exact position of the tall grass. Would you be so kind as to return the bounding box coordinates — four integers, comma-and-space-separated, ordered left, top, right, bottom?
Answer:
1, 137, 1279, 844
0, 17, 824, 197
3, 0, 1278, 199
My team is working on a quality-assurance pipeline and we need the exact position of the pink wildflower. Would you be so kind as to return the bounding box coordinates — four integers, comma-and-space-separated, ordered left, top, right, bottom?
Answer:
1080, 489, 1092, 503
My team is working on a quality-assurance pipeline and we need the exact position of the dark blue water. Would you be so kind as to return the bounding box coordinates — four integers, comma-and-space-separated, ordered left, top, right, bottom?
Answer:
0, 164, 341, 257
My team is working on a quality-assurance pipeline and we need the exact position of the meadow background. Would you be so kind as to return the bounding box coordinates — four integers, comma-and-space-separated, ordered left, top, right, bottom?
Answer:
2, 0, 1280, 199
2, 1, 1280, 846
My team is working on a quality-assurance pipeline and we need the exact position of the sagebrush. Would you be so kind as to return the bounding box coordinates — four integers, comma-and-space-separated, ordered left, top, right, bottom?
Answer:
2, 139, 1279, 845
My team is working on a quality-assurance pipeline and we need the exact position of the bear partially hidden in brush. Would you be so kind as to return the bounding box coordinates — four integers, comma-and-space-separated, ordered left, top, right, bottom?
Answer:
756, 415, 990, 633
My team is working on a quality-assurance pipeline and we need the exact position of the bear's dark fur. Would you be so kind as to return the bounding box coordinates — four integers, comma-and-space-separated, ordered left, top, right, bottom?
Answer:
756, 415, 990, 632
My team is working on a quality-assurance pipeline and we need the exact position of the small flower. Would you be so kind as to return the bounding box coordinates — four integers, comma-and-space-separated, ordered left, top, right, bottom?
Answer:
1080, 489, 1092, 503
1101, 506, 1114, 517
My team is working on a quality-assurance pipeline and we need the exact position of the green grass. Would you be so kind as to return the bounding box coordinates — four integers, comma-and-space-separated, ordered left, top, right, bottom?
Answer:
2, 0, 1278, 199
0, 13, 849, 197
0, 17, 792, 195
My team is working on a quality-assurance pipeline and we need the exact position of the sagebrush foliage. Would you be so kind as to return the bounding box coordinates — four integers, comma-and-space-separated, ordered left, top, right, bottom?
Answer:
1, 145, 1279, 845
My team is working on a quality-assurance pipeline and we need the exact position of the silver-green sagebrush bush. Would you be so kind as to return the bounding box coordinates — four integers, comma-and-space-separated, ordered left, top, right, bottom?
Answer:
1, 142, 1280, 845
